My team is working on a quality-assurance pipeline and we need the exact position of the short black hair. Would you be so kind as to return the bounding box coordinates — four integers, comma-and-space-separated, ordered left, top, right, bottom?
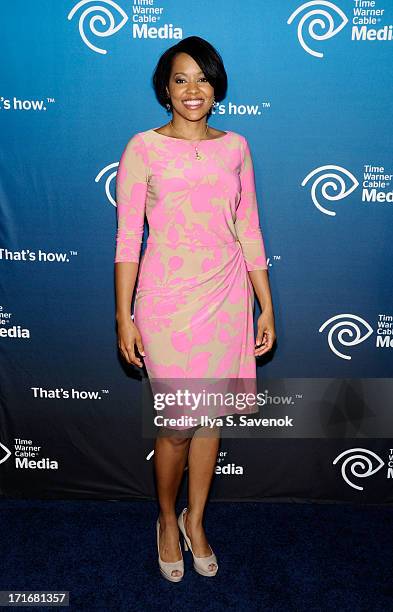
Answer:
152, 36, 228, 111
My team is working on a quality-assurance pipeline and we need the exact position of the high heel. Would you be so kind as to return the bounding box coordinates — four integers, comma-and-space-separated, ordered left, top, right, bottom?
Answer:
156, 519, 184, 582
178, 507, 218, 577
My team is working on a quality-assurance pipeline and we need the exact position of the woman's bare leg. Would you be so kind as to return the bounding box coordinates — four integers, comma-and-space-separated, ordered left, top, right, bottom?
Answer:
184, 425, 220, 572
154, 429, 192, 575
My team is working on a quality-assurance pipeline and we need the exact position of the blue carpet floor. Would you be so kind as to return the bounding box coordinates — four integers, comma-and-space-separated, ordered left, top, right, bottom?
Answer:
0, 499, 392, 611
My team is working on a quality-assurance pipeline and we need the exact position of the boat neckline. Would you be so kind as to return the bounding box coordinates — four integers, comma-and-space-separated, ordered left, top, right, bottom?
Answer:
149, 127, 230, 142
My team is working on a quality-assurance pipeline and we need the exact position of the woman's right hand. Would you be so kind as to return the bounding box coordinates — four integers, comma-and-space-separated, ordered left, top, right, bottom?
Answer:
117, 317, 146, 368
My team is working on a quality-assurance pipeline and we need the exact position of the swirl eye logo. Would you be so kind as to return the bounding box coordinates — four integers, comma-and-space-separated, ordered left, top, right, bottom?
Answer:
68, 0, 128, 55
333, 448, 384, 490
287, 1, 348, 58
0, 442, 11, 465
301, 165, 359, 216
319, 314, 373, 360
95, 162, 119, 206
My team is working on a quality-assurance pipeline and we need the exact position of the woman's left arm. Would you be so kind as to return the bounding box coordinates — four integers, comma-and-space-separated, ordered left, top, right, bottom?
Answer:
235, 135, 276, 357
248, 269, 276, 357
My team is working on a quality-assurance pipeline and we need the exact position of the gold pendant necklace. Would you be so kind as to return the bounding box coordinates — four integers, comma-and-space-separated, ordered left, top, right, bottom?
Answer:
169, 120, 208, 160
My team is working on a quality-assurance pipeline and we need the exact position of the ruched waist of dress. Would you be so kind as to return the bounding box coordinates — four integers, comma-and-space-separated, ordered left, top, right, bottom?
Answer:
136, 237, 249, 299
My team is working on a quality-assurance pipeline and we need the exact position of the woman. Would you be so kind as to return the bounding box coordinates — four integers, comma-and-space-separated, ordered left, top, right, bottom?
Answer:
114, 36, 276, 582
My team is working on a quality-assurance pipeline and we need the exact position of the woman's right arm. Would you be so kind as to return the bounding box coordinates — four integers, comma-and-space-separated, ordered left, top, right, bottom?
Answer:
114, 134, 149, 368
115, 262, 145, 368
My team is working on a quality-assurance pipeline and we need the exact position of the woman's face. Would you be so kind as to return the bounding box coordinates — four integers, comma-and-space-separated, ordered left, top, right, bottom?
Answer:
166, 52, 215, 121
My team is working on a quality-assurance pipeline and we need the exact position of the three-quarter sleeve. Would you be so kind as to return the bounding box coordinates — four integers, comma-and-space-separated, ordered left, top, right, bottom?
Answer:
114, 133, 149, 263
235, 136, 268, 271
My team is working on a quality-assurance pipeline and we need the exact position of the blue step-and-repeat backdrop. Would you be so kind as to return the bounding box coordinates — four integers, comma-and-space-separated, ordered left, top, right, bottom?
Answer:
0, 1, 392, 502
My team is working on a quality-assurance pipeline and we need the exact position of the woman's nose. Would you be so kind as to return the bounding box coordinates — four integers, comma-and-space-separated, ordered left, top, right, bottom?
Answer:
187, 82, 200, 93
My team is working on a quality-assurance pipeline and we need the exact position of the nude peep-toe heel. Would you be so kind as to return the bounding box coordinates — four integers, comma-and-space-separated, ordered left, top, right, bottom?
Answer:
178, 507, 218, 577
156, 519, 184, 582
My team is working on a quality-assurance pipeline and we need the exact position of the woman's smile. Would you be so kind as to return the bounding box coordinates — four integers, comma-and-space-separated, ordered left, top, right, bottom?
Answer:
182, 98, 205, 110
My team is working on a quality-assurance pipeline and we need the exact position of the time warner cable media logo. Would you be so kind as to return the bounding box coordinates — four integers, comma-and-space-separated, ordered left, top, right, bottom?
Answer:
301, 164, 393, 216
0, 439, 59, 470
319, 313, 393, 359
68, 0, 183, 54
287, 0, 393, 58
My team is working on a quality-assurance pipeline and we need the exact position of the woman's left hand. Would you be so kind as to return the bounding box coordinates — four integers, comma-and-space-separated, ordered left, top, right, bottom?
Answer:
254, 310, 276, 357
